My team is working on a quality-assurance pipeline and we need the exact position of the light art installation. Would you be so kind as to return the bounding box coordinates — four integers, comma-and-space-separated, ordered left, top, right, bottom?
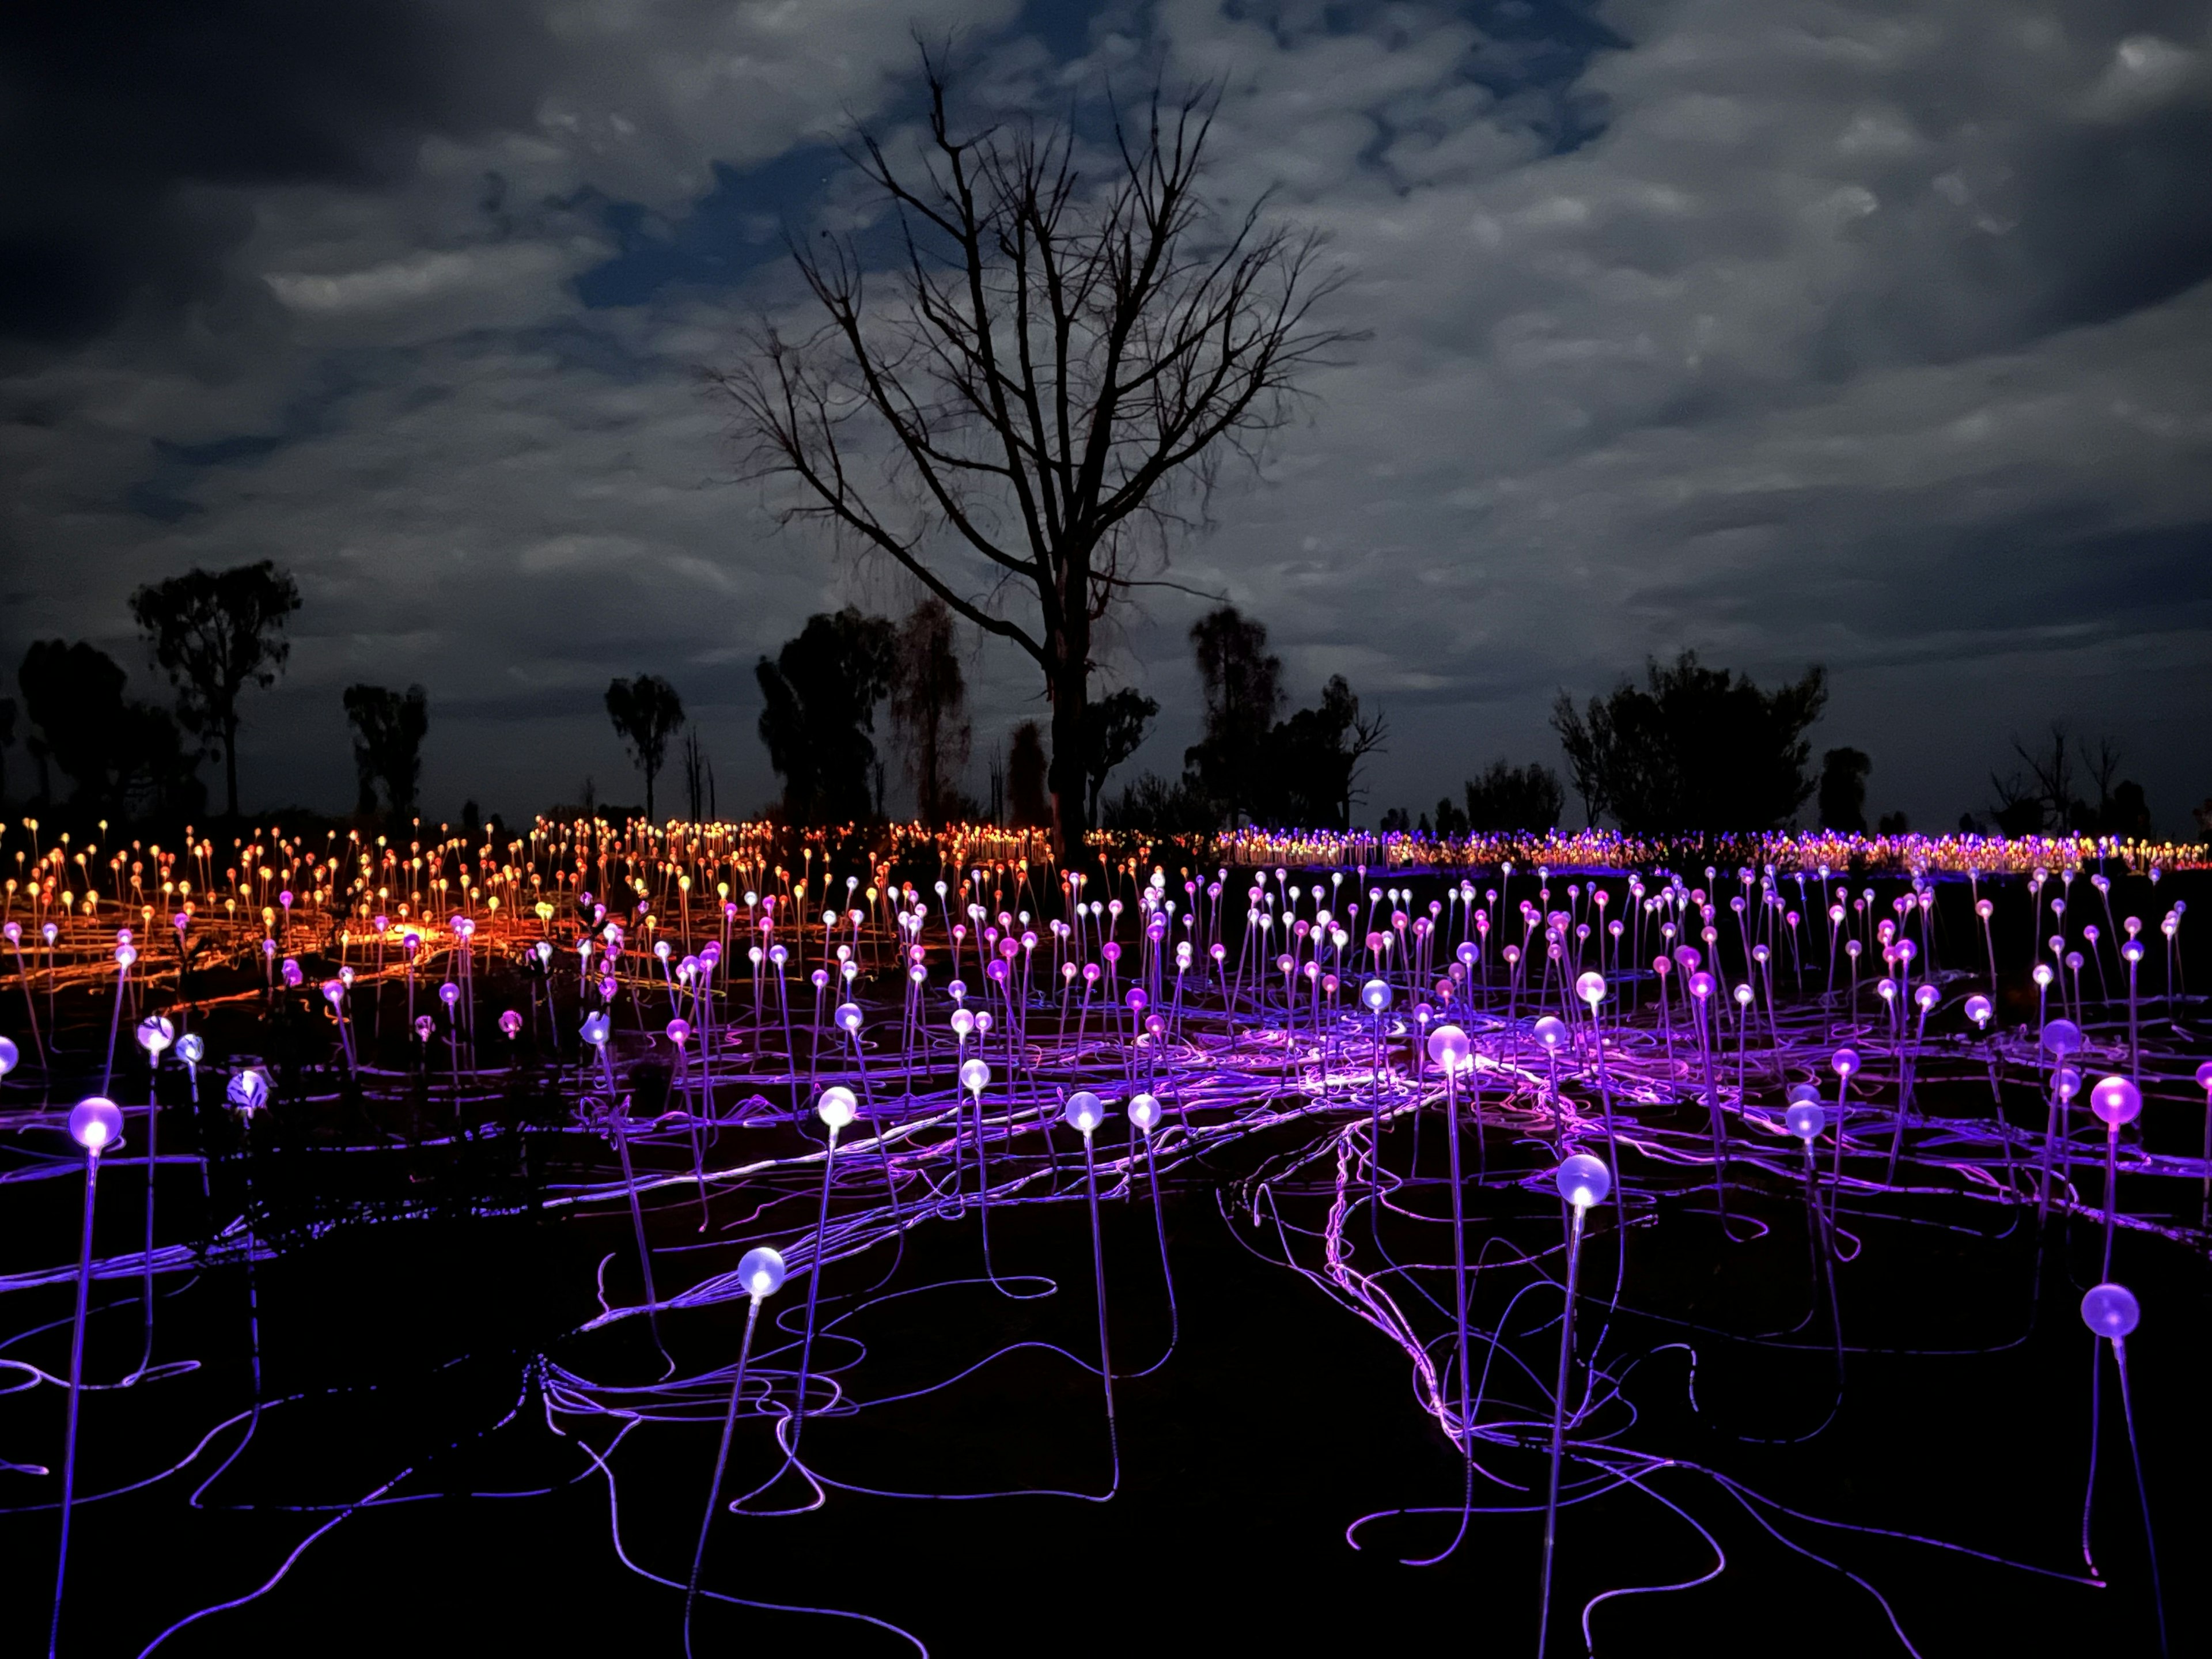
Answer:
0, 816, 2203, 1655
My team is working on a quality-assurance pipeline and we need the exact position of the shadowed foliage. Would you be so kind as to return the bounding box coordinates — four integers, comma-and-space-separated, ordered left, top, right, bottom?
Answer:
343, 683, 429, 819
605, 673, 685, 823
1552, 652, 1827, 832
128, 559, 301, 818
755, 610, 893, 825
888, 598, 972, 827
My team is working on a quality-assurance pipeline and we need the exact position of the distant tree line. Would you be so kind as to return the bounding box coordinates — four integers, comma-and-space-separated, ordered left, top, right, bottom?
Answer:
1, 557, 2181, 840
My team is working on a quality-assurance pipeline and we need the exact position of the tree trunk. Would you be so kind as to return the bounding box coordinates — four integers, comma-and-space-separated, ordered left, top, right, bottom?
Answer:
1047, 649, 1088, 870
645, 766, 656, 824
223, 713, 240, 820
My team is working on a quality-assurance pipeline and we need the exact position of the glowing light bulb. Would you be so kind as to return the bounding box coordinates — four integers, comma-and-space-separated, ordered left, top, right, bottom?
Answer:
1555, 1153, 1611, 1210
2079, 1283, 2139, 1340
816, 1086, 857, 1131
1128, 1093, 1162, 1130
738, 1246, 787, 1298
1532, 1016, 1567, 1050
1063, 1090, 1106, 1134
70, 1097, 124, 1150
2088, 1076, 2141, 1128
1831, 1047, 1860, 1078
1426, 1024, 1472, 1071
136, 1014, 175, 1055
1575, 970, 1606, 1006
959, 1058, 990, 1094
2040, 1018, 2082, 1056
1360, 978, 1392, 1012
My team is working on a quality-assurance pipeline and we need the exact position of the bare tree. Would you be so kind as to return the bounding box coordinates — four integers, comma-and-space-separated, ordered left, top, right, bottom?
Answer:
682, 727, 709, 822
715, 54, 1352, 859
2011, 722, 2075, 829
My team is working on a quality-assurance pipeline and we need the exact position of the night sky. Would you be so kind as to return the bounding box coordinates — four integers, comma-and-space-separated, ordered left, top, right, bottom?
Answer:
5, 0, 2210, 830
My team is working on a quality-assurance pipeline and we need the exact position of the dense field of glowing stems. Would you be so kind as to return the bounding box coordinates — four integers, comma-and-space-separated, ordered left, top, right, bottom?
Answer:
3, 814, 2210, 1656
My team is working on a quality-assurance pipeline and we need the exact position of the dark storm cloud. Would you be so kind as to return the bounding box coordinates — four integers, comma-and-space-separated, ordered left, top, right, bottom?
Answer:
0, 2, 555, 344
1, 0, 2207, 830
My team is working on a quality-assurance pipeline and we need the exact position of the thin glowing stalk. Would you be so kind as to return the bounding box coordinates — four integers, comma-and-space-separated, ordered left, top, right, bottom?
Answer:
1078, 1125, 1119, 1475
789, 1126, 839, 1455
135, 1086, 160, 1378
680, 1049, 709, 1228
103, 963, 127, 1095
48, 1143, 104, 1659
684, 1294, 763, 1659
611, 1115, 668, 1366
1138, 1123, 1178, 1347
2109, 1336, 2169, 1658
2101, 1123, 2120, 1281
1445, 1067, 1474, 1527
1536, 1200, 1589, 1659
2037, 1075, 2064, 1226
10, 940, 46, 1067
1694, 1001, 1728, 1229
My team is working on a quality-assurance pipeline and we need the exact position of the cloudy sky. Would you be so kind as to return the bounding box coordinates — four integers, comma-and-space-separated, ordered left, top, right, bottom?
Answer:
5, 0, 2210, 832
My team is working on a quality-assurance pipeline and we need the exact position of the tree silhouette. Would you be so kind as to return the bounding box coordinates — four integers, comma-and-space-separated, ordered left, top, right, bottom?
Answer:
1461, 760, 1563, 831
718, 53, 1350, 859
128, 560, 301, 819
888, 599, 972, 826
1082, 688, 1158, 825
1551, 652, 1827, 832
755, 611, 894, 824
343, 684, 428, 819
18, 640, 199, 817
1817, 747, 1870, 833
605, 675, 685, 822
21, 639, 127, 802
1184, 606, 1282, 825
1251, 675, 1387, 830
